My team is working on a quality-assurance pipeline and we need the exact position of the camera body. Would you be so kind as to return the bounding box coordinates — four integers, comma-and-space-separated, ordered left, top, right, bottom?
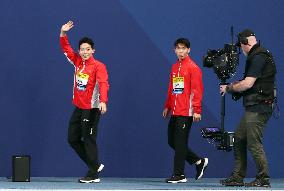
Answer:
201, 127, 234, 152
203, 44, 239, 81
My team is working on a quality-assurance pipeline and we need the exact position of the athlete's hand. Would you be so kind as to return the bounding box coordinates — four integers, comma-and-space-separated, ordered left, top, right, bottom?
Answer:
99, 102, 107, 114
193, 113, 201, 122
61, 21, 74, 32
162, 108, 170, 118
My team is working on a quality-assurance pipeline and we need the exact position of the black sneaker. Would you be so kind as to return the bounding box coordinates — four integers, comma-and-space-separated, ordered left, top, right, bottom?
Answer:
84, 164, 104, 178
195, 158, 208, 180
78, 176, 100, 183
220, 176, 244, 186
166, 175, 187, 183
79, 169, 100, 183
245, 178, 270, 187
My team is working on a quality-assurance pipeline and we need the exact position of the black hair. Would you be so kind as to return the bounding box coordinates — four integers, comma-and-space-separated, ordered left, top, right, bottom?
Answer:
79, 37, 94, 49
174, 38, 190, 48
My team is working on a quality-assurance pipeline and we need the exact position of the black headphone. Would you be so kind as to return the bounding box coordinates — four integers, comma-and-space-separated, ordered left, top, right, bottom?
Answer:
236, 32, 255, 46
238, 36, 249, 45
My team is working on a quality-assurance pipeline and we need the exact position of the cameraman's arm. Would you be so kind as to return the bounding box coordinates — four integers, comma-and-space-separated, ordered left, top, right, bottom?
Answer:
224, 55, 265, 94
227, 77, 256, 93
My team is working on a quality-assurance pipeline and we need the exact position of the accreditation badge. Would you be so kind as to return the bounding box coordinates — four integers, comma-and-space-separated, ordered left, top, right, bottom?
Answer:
172, 76, 184, 94
76, 72, 90, 91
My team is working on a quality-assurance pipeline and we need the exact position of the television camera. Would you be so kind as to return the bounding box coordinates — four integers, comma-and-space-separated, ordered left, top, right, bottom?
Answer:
201, 27, 240, 151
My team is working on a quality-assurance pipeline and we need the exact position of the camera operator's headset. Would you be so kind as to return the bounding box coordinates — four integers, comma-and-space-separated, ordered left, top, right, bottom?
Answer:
236, 32, 255, 46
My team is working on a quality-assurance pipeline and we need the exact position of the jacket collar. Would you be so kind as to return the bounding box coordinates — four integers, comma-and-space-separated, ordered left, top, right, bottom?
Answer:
82, 56, 95, 64
177, 55, 191, 64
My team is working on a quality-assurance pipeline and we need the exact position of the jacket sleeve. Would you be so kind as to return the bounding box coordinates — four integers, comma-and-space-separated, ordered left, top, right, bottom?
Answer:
60, 35, 80, 66
191, 65, 203, 114
97, 64, 109, 104
164, 72, 173, 109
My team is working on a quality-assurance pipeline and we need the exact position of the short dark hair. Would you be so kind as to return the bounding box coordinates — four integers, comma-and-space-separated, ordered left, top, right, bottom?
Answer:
79, 37, 94, 49
174, 38, 190, 48
238, 29, 255, 38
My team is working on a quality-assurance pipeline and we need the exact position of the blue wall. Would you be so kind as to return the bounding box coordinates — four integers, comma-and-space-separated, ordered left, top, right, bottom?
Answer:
0, 0, 283, 178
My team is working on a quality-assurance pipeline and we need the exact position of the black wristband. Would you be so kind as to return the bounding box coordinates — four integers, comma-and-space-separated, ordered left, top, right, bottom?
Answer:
226, 84, 234, 94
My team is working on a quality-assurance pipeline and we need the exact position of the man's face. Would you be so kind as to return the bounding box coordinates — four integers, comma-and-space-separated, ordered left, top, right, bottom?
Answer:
175, 43, 190, 60
240, 36, 257, 57
79, 43, 95, 61
240, 43, 250, 56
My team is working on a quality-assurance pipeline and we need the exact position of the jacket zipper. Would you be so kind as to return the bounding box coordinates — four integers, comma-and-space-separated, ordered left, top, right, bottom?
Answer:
173, 62, 182, 115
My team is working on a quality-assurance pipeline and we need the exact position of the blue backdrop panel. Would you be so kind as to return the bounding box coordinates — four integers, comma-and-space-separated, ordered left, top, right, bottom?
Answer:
0, 0, 283, 178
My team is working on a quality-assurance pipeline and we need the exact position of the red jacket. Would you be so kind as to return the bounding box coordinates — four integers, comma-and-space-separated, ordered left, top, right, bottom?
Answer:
60, 36, 109, 109
165, 56, 203, 116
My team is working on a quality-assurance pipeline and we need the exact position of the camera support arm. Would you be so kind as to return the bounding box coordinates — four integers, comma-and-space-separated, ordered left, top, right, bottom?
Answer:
220, 80, 228, 133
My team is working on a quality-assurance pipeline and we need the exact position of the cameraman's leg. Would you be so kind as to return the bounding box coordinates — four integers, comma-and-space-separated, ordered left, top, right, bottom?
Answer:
232, 112, 248, 179
221, 113, 247, 185
247, 111, 271, 180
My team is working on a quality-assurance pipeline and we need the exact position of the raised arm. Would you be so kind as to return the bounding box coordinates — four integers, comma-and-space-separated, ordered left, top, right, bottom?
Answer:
59, 21, 79, 65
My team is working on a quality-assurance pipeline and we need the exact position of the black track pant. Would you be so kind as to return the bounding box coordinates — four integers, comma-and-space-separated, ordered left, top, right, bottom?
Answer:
68, 107, 101, 176
168, 115, 200, 175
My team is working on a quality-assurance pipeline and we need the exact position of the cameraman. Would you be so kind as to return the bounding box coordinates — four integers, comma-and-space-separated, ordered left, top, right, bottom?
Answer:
219, 29, 276, 187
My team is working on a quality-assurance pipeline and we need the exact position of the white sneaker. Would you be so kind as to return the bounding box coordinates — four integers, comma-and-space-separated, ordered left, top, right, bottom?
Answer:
98, 164, 104, 172
79, 177, 100, 183
195, 158, 208, 180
